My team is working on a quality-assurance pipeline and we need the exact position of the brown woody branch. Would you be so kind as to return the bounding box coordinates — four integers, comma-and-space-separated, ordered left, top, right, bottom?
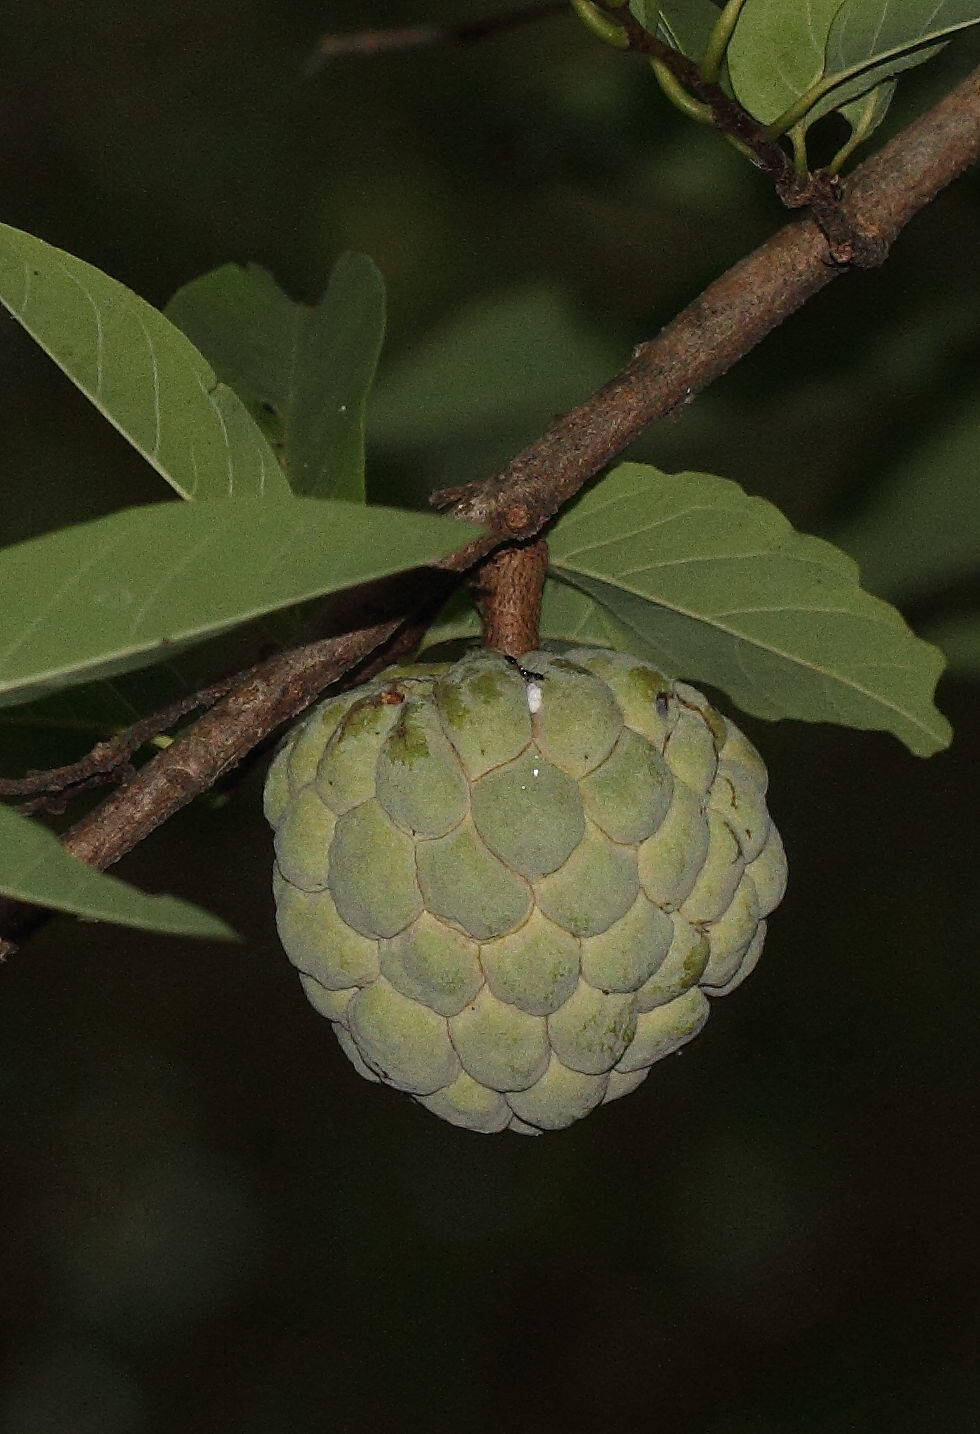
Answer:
1, 63, 978, 958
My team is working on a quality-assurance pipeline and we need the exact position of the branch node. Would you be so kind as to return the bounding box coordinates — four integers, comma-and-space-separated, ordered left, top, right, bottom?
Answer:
503, 502, 531, 531
799, 171, 892, 268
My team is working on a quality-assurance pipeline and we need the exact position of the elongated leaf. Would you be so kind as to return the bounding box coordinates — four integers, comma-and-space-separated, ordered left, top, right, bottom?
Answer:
836, 77, 897, 154
632, 1, 721, 57
729, 0, 980, 128
0, 612, 297, 775
369, 286, 618, 450
728, 0, 842, 123
0, 803, 235, 939
0, 499, 481, 707
0, 222, 287, 501
417, 588, 482, 655
921, 613, 980, 679
539, 574, 626, 648
544, 463, 951, 756
810, 0, 980, 125
831, 392, 980, 602
166, 256, 386, 501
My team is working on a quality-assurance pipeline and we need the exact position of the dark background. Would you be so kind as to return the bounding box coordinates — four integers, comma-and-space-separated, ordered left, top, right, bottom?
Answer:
1, 4, 977, 1431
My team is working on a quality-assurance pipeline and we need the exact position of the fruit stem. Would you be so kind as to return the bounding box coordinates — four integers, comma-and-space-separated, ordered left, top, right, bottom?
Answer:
475, 539, 549, 658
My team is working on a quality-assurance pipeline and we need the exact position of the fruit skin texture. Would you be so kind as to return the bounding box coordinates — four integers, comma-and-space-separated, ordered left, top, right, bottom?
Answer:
264, 647, 787, 1135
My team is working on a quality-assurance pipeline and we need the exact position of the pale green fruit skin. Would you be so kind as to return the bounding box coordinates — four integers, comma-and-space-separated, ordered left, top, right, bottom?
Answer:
265, 648, 787, 1134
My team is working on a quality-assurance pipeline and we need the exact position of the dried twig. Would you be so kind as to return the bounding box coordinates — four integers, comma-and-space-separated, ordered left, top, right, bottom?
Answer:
2, 63, 978, 958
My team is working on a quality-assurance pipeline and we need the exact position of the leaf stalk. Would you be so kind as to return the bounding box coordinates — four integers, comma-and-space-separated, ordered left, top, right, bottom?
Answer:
569, 0, 630, 48
650, 58, 713, 124
761, 17, 980, 141
699, 0, 747, 84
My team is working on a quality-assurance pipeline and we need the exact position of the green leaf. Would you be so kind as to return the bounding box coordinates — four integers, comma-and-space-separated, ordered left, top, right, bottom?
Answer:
0, 600, 331, 785
0, 221, 286, 501
166, 256, 386, 502
0, 802, 235, 939
728, 0, 980, 131
829, 392, 980, 601
731, 0, 832, 121
369, 286, 619, 450
835, 77, 897, 158
811, 0, 980, 125
544, 463, 951, 756
921, 614, 980, 679
728, 0, 844, 124
539, 574, 626, 648
0, 500, 481, 707
418, 588, 482, 654
632, 1, 722, 57
0, 615, 291, 771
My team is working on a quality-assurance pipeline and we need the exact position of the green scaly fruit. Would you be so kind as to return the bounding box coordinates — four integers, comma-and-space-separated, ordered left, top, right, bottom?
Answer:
264, 647, 786, 1134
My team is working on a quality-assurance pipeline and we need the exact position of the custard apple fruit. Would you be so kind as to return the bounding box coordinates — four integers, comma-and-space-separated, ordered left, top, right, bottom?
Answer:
264, 647, 786, 1134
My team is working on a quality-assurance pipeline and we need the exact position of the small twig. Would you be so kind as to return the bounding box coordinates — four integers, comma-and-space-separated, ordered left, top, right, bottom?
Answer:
308, 0, 881, 258
591, 1, 883, 259
474, 540, 550, 657
0, 583, 442, 818
593, 2, 799, 187
0, 680, 234, 801
304, 2, 567, 75
16, 768, 137, 819
0, 603, 448, 955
